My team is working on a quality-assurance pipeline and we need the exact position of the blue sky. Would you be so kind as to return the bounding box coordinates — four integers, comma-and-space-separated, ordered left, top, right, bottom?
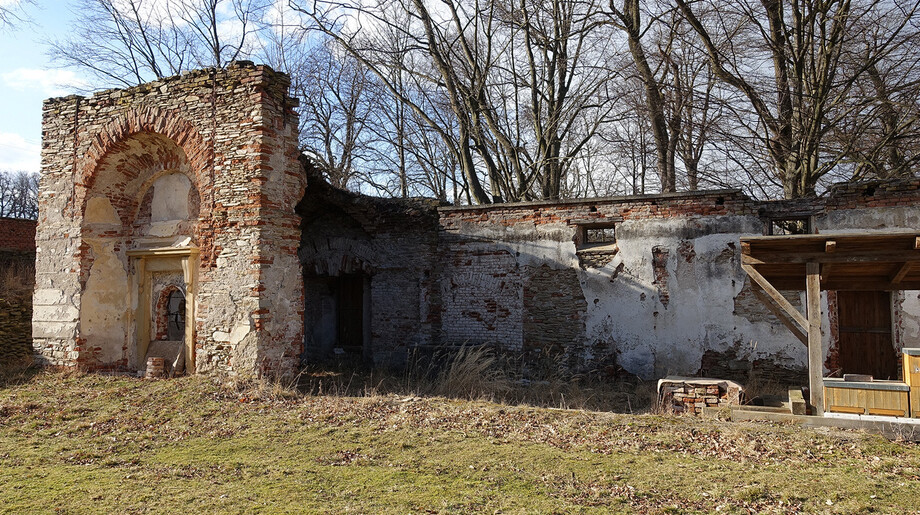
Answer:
0, 0, 85, 173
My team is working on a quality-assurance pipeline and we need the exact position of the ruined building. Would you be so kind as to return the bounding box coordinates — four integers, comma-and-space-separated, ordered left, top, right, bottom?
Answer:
33, 63, 920, 382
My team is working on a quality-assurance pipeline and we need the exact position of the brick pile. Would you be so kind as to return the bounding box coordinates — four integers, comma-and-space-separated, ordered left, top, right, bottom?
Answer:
658, 377, 743, 414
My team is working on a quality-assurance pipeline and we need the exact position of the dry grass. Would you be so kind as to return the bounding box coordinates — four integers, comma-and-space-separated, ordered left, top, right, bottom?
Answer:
0, 259, 33, 298
2, 369, 919, 513
292, 345, 657, 414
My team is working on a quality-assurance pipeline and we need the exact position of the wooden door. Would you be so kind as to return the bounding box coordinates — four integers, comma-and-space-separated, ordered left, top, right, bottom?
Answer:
837, 291, 897, 379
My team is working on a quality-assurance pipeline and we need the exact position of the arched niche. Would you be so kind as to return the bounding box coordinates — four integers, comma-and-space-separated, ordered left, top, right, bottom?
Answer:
78, 129, 202, 370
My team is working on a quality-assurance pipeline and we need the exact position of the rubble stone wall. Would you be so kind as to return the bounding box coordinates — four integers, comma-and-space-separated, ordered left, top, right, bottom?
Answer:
35, 62, 304, 377
297, 179, 441, 368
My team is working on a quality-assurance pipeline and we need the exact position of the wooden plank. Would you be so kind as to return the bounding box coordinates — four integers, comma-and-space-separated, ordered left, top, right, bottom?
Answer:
742, 249, 920, 266
765, 279, 920, 292
807, 262, 824, 416
890, 262, 913, 283
741, 231, 920, 243
751, 286, 807, 345
830, 405, 865, 415
741, 263, 808, 331
821, 263, 834, 283
867, 407, 906, 417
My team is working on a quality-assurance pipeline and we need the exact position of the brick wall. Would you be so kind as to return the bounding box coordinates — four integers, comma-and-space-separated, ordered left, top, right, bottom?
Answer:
35, 62, 304, 377
0, 218, 36, 252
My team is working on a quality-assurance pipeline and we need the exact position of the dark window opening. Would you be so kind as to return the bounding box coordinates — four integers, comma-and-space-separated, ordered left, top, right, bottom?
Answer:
585, 227, 616, 244
336, 274, 365, 354
166, 289, 186, 341
769, 217, 811, 235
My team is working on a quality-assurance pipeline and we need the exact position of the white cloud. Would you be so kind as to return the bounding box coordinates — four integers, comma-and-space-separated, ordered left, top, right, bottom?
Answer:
2, 68, 90, 97
0, 132, 39, 173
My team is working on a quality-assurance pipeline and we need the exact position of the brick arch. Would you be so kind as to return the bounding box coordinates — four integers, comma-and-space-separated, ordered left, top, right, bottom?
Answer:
77, 107, 211, 212
155, 284, 186, 342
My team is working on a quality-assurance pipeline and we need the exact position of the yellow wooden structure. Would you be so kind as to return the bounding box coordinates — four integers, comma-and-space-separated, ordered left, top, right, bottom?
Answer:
824, 379, 910, 417
905, 348, 920, 418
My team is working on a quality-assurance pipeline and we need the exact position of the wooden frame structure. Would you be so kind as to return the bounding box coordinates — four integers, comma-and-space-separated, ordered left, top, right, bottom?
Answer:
740, 232, 920, 415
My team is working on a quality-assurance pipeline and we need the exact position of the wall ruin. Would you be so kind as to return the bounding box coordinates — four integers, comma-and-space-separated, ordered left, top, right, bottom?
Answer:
34, 63, 920, 384
34, 62, 304, 377
300, 180, 920, 383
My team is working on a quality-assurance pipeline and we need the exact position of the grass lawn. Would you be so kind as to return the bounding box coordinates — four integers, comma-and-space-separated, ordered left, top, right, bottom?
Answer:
0, 369, 918, 514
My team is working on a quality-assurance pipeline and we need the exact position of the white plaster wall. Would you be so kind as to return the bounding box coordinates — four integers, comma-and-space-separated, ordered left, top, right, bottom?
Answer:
79, 239, 130, 364
576, 216, 811, 379
443, 214, 829, 379
148, 173, 191, 237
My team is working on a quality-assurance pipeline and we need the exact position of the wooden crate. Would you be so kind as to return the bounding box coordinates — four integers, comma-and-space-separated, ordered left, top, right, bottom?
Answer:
904, 348, 920, 417
824, 379, 910, 417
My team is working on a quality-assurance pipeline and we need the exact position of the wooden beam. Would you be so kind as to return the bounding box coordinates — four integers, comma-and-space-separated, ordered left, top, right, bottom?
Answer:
825, 240, 837, 253
765, 279, 920, 291
806, 262, 824, 416
821, 263, 834, 283
742, 249, 920, 266
890, 262, 914, 284
741, 263, 808, 331
751, 285, 808, 346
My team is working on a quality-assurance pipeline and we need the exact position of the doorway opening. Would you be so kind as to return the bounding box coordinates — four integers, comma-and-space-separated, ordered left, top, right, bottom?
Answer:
303, 272, 371, 364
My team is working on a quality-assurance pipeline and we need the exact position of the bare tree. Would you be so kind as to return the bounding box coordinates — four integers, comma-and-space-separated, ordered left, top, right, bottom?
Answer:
50, 0, 266, 88
676, 0, 920, 198
0, 171, 39, 220
0, 0, 31, 30
291, 0, 616, 204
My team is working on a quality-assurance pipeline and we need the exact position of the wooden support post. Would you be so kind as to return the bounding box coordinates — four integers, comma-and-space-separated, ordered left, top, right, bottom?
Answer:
751, 285, 807, 345
891, 262, 913, 284
741, 263, 808, 330
806, 262, 824, 416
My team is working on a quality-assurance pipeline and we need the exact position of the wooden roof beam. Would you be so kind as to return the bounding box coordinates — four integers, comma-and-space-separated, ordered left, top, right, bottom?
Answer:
742, 250, 920, 266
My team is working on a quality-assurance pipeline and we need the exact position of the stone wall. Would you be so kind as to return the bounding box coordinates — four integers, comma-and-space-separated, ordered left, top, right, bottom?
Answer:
297, 175, 441, 368
35, 62, 304, 377
0, 293, 33, 366
1, 218, 37, 368
0, 218, 36, 252
432, 181, 920, 381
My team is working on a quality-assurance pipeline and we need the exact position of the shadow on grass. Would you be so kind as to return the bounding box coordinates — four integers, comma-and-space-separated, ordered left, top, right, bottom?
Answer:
290, 345, 658, 414
0, 360, 44, 389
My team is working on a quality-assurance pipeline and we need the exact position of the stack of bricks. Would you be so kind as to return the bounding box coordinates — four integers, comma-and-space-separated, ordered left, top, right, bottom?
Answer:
658, 377, 743, 415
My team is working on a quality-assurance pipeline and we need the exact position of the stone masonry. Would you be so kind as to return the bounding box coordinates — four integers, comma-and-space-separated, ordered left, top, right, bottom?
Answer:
33, 63, 920, 383
34, 62, 304, 377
